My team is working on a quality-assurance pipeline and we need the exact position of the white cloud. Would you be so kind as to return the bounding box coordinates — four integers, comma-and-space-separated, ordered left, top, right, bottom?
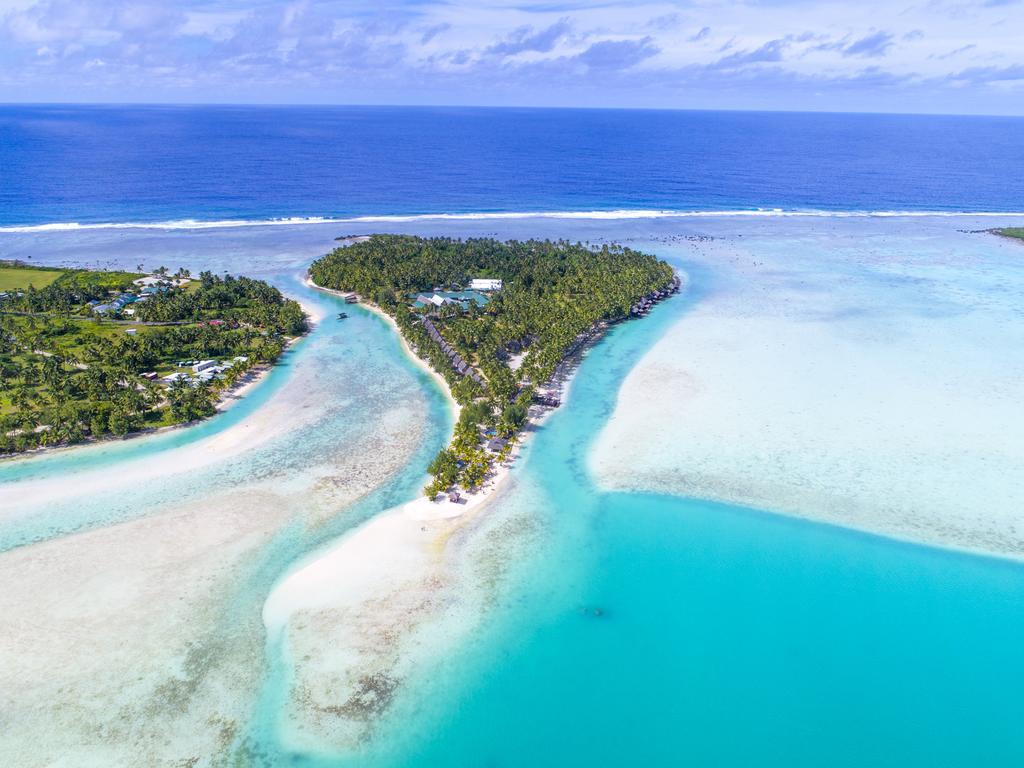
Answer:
0, 0, 1022, 112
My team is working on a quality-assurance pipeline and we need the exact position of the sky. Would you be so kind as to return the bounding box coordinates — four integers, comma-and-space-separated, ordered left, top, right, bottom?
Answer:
1, 0, 1023, 114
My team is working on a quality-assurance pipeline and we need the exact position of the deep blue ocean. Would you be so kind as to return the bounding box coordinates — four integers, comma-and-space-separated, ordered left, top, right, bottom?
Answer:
2, 105, 1024, 226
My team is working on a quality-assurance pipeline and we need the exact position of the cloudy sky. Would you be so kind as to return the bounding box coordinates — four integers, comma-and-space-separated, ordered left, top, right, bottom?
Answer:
1, 0, 1023, 113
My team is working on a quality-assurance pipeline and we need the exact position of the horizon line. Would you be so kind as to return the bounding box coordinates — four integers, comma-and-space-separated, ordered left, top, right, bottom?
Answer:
1, 101, 1023, 120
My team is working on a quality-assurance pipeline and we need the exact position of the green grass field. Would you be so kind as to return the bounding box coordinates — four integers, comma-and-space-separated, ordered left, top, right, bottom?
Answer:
994, 228, 1024, 242
1, 261, 143, 293
0, 265, 66, 291
55, 269, 144, 289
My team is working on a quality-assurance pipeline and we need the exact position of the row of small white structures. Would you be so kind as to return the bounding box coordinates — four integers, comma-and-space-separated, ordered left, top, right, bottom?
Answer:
162, 356, 249, 386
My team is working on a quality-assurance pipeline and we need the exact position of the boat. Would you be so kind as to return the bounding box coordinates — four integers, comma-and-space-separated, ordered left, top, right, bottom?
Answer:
337, 312, 348, 320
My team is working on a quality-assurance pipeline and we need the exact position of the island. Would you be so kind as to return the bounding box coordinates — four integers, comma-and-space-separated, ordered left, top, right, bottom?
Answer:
0, 261, 308, 455
993, 227, 1024, 242
309, 235, 678, 501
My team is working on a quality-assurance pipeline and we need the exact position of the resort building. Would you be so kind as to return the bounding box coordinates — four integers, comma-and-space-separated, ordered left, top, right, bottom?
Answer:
413, 290, 490, 310
470, 278, 503, 291
192, 360, 216, 373
134, 275, 190, 288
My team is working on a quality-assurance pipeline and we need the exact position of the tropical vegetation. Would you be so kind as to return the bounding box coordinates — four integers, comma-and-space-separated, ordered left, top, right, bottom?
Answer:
0, 262, 307, 455
309, 235, 675, 498
993, 227, 1024, 242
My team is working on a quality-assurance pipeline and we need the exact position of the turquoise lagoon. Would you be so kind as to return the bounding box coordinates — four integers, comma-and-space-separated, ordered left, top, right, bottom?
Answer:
0, 274, 452, 553
1, 217, 1023, 767
339, 291, 1024, 767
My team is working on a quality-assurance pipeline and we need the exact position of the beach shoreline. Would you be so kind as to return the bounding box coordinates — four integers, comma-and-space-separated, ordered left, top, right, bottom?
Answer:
303, 271, 607, 511
262, 275, 635, 754
304, 275, 461, 425
0, 288, 438, 768
0, 296, 322, 466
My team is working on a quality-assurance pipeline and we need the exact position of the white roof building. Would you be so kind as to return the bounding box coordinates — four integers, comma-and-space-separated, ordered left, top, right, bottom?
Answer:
470, 278, 503, 291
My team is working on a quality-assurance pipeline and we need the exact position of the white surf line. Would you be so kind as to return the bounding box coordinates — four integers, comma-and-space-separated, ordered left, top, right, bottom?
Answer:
4, 209, 1024, 233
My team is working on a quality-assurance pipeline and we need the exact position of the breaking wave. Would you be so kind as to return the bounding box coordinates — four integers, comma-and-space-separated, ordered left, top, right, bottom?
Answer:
2, 209, 1023, 233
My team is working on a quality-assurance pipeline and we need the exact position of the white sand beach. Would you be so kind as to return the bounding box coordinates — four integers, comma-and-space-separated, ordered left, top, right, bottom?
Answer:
261, 448, 522, 754
262, 276, 589, 754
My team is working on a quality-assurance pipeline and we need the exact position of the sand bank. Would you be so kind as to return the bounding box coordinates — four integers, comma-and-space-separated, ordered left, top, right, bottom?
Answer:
261, 456, 514, 754
259, 283, 598, 754
0, 485, 292, 767
0, 290, 433, 767
591, 228, 1024, 558
0, 360, 320, 514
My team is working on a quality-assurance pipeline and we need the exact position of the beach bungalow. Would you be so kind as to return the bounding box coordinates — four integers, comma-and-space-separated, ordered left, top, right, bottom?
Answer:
486, 437, 508, 453
470, 278, 503, 291
192, 359, 216, 373
414, 293, 454, 310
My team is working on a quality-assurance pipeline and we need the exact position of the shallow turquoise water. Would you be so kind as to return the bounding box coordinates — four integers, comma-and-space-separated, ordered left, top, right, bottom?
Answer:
0, 274, 320, 488
3, 218, 1023, 766
330, 291, 1024, 768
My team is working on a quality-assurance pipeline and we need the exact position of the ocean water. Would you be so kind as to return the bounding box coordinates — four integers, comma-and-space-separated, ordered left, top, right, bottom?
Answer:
2, 106, 1024, 767
346, 288, 1024, 768
0, 258, 456, 763
181, 238, 1017, 767
3, 106, 1024, 228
